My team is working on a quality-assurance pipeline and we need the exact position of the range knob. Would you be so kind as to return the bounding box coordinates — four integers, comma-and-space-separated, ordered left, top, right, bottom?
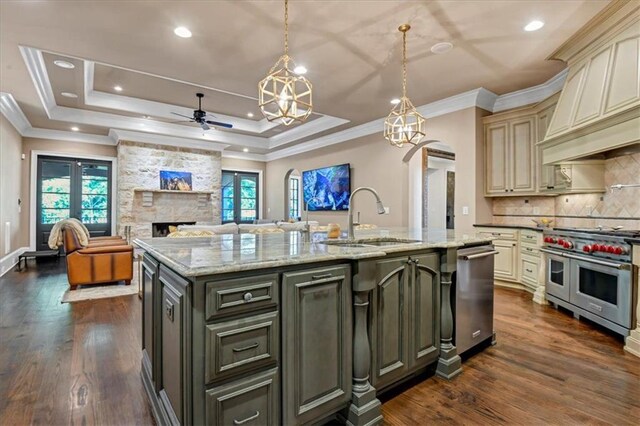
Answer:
550, 237, 558, 244
605, 245, 615, 253
558, 239, 565, 245
613, 246, 626, 255
592, 244, 601, 252
583, 245, 593, 253
563, 241, 573, 249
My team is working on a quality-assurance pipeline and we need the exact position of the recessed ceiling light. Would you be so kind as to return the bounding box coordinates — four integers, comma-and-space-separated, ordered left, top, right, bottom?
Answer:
113, 85, 123, 92
430, 42, 453, 54
53, 60, 75, 69
174, 26, 192, 38
61, 92, 78, 98
390, 98, 401, 105
293, 65, 307, 75
70, 126, 79, 132
243, 148, 249, 153
524, 20, 544, 32
247, 112, 254, 118
143, 115, 151, 119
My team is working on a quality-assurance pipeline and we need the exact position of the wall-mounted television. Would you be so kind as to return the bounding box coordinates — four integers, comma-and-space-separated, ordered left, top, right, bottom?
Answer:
302, 163, 351, 211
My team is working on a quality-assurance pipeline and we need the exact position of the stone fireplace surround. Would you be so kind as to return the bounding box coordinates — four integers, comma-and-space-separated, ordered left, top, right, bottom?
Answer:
117, 141, 222, 239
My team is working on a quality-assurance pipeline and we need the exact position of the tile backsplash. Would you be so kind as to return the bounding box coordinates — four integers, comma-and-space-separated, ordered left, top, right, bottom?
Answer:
492, 153, 640, 229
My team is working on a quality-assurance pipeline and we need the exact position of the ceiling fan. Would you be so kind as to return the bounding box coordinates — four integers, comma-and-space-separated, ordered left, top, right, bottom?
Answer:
171, 93, 233, 131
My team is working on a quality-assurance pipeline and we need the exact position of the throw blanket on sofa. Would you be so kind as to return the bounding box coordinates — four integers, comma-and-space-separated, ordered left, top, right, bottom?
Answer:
48, 219, 89, 249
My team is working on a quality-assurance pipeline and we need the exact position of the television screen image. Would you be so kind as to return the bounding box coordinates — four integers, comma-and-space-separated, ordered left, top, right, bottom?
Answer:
302, 164, 351, 211
160, 170, 192, 191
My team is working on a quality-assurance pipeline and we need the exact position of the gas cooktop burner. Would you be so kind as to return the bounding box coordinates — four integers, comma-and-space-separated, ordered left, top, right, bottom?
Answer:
553, 227, 640, 238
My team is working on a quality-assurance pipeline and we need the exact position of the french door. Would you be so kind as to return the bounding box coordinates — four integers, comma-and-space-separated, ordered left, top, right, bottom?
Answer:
36, 156, 112, 251
221, 171, 259, 224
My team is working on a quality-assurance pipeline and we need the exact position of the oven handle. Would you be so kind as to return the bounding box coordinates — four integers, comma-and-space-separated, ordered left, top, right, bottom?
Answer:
540, 248, 631, 270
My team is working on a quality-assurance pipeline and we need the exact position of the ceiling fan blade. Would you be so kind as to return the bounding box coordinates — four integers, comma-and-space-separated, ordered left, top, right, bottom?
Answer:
200, 121, 210, 131
205, 120, 233, 129
171, 112, 194, 119
168, 120, 194, 124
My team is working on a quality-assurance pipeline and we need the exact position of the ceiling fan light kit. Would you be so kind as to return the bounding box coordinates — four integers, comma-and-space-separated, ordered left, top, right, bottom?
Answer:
384, 24, 426, 148
258, 0, 313, 126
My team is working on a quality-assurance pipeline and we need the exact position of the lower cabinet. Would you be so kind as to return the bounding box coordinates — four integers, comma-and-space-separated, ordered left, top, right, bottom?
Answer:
493, 240, 518, 281
281, 265, 353, 425
370, 253, 440, 390
141, 254, 160, 392
159, 267, 191, 425
206, 368, 279, 426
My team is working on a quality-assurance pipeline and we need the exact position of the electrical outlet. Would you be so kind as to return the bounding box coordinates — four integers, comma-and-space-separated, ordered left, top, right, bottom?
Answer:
533, 207, 540, 215
462, 206, 469, 215
384, 207, 390, 215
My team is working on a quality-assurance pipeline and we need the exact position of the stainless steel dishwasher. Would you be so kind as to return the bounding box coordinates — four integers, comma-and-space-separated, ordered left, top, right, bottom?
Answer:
454, 245, 498, 355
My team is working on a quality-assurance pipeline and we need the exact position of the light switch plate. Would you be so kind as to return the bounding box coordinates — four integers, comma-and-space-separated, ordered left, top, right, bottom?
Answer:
384, 207, 390, 215
462, 206, 469, 215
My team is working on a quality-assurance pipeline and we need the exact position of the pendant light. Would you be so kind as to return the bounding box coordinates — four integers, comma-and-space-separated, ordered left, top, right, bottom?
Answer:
258, 0, 312, 126
384, 24, 425, 147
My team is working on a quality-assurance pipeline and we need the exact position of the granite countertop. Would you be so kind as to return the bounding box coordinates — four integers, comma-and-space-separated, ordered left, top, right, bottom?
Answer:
474, 223, 547, 232
134, 228, 493, 277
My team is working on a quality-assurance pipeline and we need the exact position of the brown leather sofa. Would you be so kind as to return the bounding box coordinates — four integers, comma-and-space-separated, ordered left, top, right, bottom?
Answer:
63, 227, 133, 290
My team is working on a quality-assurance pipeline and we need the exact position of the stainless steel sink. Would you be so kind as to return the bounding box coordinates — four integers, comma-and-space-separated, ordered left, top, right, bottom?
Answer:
318, 238, 422, 247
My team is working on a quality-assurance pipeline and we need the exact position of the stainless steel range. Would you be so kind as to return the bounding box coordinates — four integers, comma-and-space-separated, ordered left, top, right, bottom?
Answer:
541, 227, 638, 336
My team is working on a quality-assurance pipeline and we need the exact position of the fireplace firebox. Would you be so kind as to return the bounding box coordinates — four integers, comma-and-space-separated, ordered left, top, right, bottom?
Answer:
152, 222, 196, 237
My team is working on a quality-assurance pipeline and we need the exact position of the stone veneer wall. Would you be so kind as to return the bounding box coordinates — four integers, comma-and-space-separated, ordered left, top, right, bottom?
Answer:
492, 153, 640, 229
117, 141, 222, 238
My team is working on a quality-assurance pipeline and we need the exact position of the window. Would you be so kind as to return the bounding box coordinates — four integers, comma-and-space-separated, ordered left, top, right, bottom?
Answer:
289, 176, 301, 220
222, 170, 259, 224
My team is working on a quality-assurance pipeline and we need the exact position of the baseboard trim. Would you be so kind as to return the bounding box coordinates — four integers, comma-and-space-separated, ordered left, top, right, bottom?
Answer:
0, 246, 29, 277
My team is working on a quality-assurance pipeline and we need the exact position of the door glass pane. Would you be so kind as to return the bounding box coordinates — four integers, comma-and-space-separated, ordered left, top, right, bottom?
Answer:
222, 172, 235, 223
289, 177, 299, 219
550, 259, 564, 286
81, 164, 109, 224
240, 176, 257, 221
40, 161, 71, 224
579, 268, 618, 305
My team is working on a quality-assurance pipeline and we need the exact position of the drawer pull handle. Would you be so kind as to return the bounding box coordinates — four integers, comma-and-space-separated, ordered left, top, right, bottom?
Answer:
526, 248, 533, 251
243, 292, 253, 302
234, 411, 260, 425
588, 302, 603, 312
525, 268, 533, 273
312, 273, 332, 280
232, 342, 259, 352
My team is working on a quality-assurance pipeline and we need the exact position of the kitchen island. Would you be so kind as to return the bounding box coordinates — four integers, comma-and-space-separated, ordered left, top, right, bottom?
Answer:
135, 228, 492, 426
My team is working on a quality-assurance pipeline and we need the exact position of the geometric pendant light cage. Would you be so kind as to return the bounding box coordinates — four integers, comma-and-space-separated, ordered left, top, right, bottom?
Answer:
258, 0, 312, 126
384, 24, 425, 147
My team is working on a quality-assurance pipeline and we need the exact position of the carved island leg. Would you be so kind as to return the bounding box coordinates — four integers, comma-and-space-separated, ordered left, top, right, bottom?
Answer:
436, 248, 462, 380
346, 263, 382, 426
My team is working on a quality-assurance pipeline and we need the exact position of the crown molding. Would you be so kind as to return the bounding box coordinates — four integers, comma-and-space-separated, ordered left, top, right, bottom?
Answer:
268, 115, 350, 148
0, 92, 30, 133
221, 151, 267, 162
492, 68, 568, 112
109, 129, 229, 152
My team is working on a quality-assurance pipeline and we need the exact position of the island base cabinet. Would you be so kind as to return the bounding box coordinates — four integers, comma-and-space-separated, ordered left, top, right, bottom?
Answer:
206, 368, 279, 426
370, 253, 440, 391
282, 266, 353, 425
159, 267, 191, 426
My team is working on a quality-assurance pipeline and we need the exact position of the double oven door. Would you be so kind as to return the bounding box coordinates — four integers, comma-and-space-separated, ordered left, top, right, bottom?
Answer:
544, 250, 633, 329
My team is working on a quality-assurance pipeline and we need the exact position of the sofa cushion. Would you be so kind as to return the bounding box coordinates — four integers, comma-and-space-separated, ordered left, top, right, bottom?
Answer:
167, 230, 215, 238
178, 223, 239, 234
276, 221, 319, 231
238, 223, 279, 233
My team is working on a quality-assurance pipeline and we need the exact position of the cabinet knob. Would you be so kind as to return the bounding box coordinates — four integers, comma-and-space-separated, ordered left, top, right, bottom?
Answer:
243, 292, 253, 302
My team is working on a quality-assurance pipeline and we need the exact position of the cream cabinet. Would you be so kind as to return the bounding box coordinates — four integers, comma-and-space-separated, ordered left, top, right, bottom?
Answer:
484, 116, 535, 195
493, 240, 518, 281
536, 99, 558, 191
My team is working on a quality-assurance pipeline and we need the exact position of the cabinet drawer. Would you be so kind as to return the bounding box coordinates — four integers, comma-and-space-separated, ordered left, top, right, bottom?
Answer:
206, 274, 279, 320
205, 311, 279, 384
519, 230, 541, 247
521, 254, 539, 287
520, 245, 540, 257
206, 368, 279, 426
477, 228, 517, 241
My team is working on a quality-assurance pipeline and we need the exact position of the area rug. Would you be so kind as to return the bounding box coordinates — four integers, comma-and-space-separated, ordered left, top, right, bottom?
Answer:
61, 263, 139, 303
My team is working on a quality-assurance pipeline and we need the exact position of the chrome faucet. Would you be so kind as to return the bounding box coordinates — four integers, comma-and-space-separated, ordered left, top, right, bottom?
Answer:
348, 187, 385, 239
302, 196, 322, 236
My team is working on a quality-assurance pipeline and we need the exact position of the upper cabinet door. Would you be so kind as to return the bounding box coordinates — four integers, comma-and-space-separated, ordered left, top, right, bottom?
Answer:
510, 117, 536, 193
537, 103, 557, 191
485, 122, 510, 195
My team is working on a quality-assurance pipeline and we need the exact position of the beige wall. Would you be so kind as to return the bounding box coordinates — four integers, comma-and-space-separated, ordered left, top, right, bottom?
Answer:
0, 115, 25, 256
265, 107, 492, 232
221, 157, 267, 218
20, 138, 117, 247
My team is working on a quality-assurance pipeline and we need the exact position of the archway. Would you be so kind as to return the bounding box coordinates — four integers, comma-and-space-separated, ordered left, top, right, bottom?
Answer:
283, 168, 302, 221
402, 140, 456, 230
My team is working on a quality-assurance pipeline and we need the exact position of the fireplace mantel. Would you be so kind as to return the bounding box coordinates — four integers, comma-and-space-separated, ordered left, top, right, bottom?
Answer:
133, 188, 215, 207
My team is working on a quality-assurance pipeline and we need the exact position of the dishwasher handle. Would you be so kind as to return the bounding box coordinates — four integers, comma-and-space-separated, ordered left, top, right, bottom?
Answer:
459, 250, 499, 261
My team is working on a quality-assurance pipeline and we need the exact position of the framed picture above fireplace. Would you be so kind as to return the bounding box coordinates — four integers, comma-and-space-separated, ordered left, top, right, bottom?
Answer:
160, 170, 192, 191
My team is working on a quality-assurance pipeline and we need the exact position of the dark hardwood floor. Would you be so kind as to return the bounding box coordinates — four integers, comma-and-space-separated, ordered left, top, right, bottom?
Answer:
1, 260, 638, 425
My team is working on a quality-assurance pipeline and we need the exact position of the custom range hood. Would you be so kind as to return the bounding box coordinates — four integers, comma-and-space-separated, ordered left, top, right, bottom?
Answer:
539, 0, 640, 165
